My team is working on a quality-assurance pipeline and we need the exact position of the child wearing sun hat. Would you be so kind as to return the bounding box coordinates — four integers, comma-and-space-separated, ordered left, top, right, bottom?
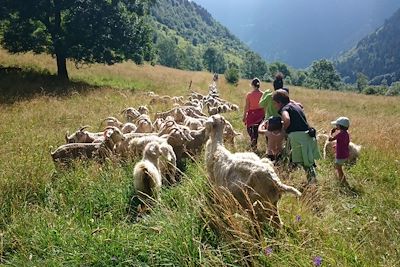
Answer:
329, 116, 350, 185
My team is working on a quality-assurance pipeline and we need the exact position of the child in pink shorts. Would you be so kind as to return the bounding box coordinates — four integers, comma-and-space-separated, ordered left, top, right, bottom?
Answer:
258, 116, 285, 161
329, 117, 350, 185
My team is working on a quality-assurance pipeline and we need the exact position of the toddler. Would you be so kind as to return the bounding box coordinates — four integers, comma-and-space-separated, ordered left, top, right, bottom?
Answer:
329, 117, 350, 185
258, 116, 285, 161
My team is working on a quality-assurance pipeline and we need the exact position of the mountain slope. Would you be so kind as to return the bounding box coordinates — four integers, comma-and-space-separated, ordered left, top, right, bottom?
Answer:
336, 8, 400, 85
150, 0, 255, 71
194, 0, 400, 68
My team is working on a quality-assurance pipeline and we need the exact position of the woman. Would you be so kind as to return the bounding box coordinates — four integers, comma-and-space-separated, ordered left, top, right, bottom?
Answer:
243, 78, 265, 151
272, 89, 320, 184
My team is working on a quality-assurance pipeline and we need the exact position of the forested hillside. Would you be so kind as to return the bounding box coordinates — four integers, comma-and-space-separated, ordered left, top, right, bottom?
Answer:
336, 8, 400, 85
150, 0, 265, 76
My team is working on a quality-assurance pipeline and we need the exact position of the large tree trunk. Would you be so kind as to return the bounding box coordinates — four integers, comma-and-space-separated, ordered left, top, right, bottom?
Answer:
53, 1, 68, 81
56, 52, 69, 81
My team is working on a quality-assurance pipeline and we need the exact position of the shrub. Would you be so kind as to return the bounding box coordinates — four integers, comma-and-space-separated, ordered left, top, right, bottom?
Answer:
224, 65, 240, 85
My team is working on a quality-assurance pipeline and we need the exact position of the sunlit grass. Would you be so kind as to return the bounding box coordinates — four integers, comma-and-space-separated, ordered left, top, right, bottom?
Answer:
0, 49, 399, 266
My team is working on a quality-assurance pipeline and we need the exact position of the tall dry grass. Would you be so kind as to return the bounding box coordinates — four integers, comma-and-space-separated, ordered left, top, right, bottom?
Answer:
0, 49, 399, 266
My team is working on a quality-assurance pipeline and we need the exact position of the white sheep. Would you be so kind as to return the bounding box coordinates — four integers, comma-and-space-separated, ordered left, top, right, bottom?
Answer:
121, 122, 137, 134
138, 105, 149, 115
102, 116, 124, 129
205, 115, 301, 227
135, 114, 153, 133
159, 142, 177, 185
223, 120, 241, 146
175, 108, 204, 130
121, 107, 141, 122
133, 142, 163, 202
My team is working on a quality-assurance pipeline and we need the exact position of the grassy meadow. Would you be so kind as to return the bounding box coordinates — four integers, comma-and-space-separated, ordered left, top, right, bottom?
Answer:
0, 49, 399, 266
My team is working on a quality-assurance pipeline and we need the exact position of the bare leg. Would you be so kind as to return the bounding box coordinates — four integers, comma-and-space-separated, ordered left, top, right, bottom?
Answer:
335, 163, 347, 184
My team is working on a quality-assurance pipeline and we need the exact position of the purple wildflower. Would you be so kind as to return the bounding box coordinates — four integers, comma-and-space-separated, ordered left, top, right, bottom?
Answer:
313, 256, 322, 266
295, 215, 301, 222
265, 247, 273, 256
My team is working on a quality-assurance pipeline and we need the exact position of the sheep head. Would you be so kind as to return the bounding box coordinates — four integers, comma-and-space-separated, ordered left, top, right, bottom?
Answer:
65, 125, 91, 143
205, 115, 225, 131
121, 107, 141, 122
138, 105, 149, 115
103, 126, 125, 144
143, 141, 162, 160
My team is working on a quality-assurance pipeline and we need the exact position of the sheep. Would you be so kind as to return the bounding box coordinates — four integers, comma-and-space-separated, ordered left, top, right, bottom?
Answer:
175, 108, 204, 130
230, 104, 239, 111
319, 134, 362, 163
172, 96, 185, 105
135, 114, 153, 133
155, 107, 206, 121
138, 105, 149, 115
204, 115, 301, 227
103, 126, 126, 153
223, 120, 241, 146
121, 122, 137, 134
121, 107, 141, 123
159, 142, 177, 185
103, 116, 124, 129
189, 91, 205, 101
115, 132, 159, 158
128, 135, 168, 158
65, 126, 103, 143
150, 95, 173, 105
184, 127, 208, 156
133, 142, 163, 203
128, 127, 193, 162
51, 143, 105, 167
52, 127, 125, 167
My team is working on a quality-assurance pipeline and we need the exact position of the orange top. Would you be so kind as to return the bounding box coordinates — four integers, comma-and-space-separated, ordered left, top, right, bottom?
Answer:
246, 90, 263, 110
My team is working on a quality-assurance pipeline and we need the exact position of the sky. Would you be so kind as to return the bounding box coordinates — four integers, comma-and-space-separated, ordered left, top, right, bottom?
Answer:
193, 0, 400, 67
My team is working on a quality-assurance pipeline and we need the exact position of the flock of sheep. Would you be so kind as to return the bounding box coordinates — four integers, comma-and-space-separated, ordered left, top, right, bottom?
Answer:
51, 82, 361, 227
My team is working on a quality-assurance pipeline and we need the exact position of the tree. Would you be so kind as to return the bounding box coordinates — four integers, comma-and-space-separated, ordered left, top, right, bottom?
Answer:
268, 62, 291, 79
224, 63, 240, 85
202, 47, 226, 74
0, 0, 154, 80
306, 59, 341, 89
156, 36, 182, 68
241, 51, 268, 79
356, 72, 369, 92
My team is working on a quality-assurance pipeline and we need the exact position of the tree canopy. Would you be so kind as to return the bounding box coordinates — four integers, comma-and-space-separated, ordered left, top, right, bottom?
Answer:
306, 59, 341, 89
0, 0, 154, 80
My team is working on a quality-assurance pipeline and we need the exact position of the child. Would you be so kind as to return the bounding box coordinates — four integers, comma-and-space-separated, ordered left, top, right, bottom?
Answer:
258, 116, 285, 161
243, 78, 265, 152
329, 117, 350, 185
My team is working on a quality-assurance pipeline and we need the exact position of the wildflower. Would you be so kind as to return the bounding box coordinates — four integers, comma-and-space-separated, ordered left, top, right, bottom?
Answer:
295, 215, 301, 222
313, 256, 322, 266
265, 247, 273, 257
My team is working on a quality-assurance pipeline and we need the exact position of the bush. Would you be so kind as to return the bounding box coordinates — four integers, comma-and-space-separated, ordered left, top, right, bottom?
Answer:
224, 65, 240, 85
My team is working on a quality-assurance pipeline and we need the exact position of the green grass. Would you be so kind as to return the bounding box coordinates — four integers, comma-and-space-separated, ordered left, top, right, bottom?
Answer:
0, 50, 399, 266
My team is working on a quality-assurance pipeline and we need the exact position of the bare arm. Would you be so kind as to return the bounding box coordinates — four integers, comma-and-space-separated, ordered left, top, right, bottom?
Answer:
258, 120, 268, 134
329, 129, 339, 141
281, 111, 290, 130
242, 96, 250, 123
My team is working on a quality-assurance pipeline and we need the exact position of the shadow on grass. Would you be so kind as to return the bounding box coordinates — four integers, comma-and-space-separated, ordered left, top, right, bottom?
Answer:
0, 66, 97, 104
